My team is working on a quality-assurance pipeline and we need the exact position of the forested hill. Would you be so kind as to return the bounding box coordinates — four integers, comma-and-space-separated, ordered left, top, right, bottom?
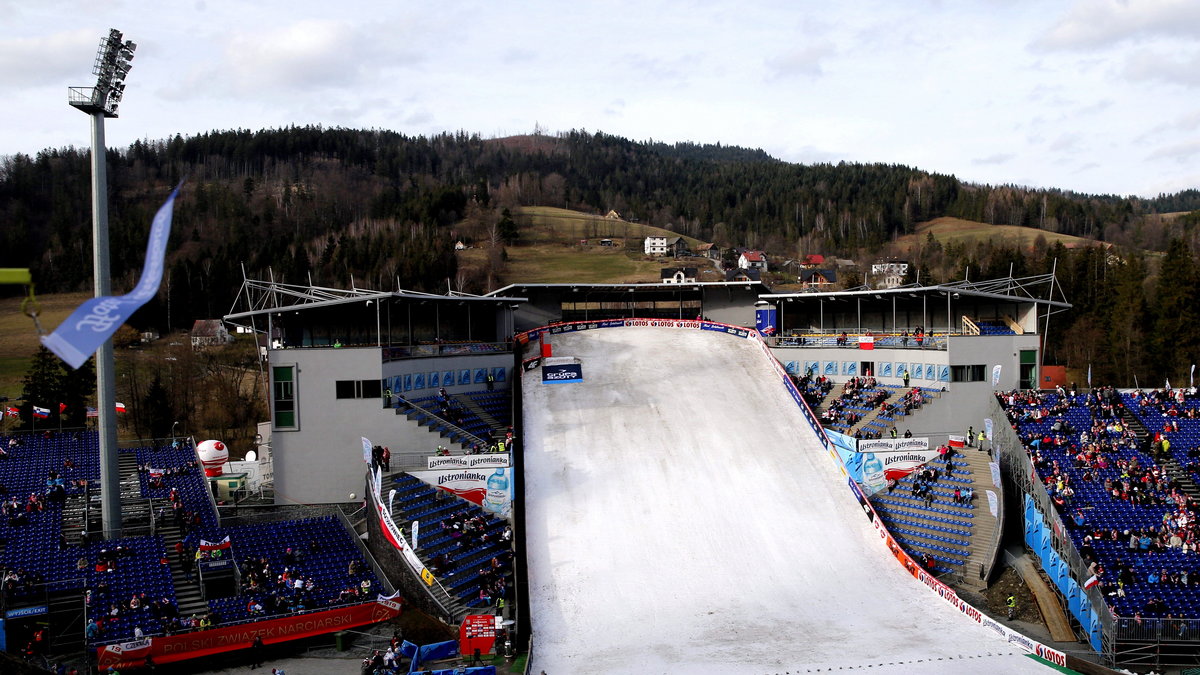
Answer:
1, 126, 1199, 383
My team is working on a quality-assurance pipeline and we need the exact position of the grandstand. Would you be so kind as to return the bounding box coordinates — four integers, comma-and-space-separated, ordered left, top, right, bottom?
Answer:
0, 432, 399, 670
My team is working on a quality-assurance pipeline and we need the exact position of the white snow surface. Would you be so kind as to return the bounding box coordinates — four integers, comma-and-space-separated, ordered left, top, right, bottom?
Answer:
523, 327, 1055, 674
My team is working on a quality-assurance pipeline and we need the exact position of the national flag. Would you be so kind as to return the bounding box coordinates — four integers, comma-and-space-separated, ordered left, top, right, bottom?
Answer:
58, 402, 67, 413
114, 402, 127, 413
1083, 574, 1100, 589
5, 407, 18, 418
86, 407, 98, 418
948, 434, 966, 449
198, 535, 231, 551
32, 406, 50, 419
858, 335, 875, 350
148, 467, 163, 479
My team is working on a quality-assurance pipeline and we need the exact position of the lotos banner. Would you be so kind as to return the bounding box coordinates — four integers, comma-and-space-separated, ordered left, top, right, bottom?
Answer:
43, 185, 182, 369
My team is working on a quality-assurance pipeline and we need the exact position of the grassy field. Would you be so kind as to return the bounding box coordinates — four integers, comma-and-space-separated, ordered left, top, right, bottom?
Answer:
895, 217, 1099, 252
458, 206, 718, 288
0, 291, 93, 399
515, 206, 708, 250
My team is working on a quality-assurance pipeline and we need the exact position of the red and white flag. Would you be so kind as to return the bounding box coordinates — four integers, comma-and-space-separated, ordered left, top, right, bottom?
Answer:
114, 402, 127, 413
948, 434, 966, 449
858, 335, 875, 350
199, 535, 231, 551
1083, 575, 1100, 589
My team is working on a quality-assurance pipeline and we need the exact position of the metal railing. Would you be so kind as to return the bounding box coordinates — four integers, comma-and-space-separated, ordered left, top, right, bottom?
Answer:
991, 395, 1117, 660
394, 395, 489, 450
765, 331, 949, 350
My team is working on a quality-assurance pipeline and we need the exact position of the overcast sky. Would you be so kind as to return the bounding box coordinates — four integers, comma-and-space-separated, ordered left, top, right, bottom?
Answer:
2, 0, 1198, 198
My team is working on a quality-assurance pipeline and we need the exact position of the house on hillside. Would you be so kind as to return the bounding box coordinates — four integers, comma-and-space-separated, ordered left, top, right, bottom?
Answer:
801, 254, 825, 268
737, 250, 768, 272
870, 260, 909, 289
191, 319, 234, 349
599, 238, 615, 247
605, 210, 622, 220
799, 269, 837, 288
660, 267, 699, 284
726, 268, 761, 283
696, 242, 722, 260
644, 236, 689, 257
454, 240, 467, 250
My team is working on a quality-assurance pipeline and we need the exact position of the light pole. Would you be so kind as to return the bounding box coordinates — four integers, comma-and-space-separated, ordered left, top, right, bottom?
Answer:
69, 28, 136, 540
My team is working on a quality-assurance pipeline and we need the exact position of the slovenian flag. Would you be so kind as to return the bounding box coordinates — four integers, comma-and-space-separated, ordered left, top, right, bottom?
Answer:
114, 402, 127, 413
32, 406, 50, 419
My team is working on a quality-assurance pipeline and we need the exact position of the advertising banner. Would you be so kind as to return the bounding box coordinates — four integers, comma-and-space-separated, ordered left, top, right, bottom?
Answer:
542, 363, 583, 383
984, 417, 994, 441
426, 455, 511, 470
362, 437, 373, 465
410, 468, 512, 518
881, 362, 893, 377
97, 598, 402, 669
834, 439, 937, 496
992, 364, 1002, 387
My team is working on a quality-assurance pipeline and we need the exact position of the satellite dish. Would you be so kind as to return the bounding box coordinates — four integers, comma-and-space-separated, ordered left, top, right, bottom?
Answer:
244, 450, 257, 462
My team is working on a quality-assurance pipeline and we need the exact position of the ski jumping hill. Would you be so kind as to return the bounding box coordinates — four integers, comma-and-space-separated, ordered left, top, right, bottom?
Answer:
522, 325, 1059, 674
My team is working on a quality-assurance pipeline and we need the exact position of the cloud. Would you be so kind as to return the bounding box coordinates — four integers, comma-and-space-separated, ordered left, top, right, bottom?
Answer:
167, 19, 421, 99
501, 48, 537, 65
1048, 133, 1083, 153
764, 42, 836, 80
1146, 139, 1200, 163
0, 29, 103, 87
973, 153, 1014, 166
1033, 0, 1200, 51
1123, 48, 1200, 87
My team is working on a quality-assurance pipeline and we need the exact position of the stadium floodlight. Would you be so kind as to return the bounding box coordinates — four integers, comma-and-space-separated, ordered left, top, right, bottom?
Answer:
69, 28, 136, 118
67, 28, 137, 540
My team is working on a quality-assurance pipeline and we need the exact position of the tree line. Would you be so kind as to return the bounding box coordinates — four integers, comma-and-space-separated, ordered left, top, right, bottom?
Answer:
1, 126, 1198, 385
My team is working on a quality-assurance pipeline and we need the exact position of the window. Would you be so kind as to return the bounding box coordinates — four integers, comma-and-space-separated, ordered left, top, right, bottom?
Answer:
335, 379, 384, 399
950, 364, 986, 382
272, 365, 296, 429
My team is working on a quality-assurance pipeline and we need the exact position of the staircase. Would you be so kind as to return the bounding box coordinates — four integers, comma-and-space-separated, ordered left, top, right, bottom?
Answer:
957, 447, 1001, 590
158, 522, 210, 617
1121, 407, 1200, 502
395, 400, 483, 451
451, 394, 507, 441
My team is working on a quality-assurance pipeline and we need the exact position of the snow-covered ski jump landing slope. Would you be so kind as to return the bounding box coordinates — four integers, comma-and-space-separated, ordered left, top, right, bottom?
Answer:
523, 326, 1058, 674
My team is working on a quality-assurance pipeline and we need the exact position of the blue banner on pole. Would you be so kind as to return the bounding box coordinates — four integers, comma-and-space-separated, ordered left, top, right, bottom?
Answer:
42, 185, 181, 369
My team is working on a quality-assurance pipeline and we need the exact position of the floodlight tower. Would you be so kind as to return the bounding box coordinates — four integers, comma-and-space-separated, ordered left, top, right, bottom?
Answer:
68, 28, 136, 539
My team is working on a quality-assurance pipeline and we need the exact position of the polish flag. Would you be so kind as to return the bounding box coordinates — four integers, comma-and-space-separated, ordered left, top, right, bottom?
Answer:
1083, 575, 1100, 589
948, 434, 966, 449
114, 402, 127, 413
858, 335, 875, 350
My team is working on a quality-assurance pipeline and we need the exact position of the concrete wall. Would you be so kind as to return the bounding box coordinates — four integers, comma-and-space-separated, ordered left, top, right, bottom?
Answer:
699, 285, 761, 326
269, 347, 512, 504
946, 334, 1040, 391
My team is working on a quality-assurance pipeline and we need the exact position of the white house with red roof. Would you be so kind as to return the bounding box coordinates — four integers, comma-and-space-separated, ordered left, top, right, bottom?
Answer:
737, 250, 768, 272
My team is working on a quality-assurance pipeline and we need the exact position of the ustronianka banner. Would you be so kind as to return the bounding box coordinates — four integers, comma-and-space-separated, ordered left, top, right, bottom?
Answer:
42, 185, 181, 369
